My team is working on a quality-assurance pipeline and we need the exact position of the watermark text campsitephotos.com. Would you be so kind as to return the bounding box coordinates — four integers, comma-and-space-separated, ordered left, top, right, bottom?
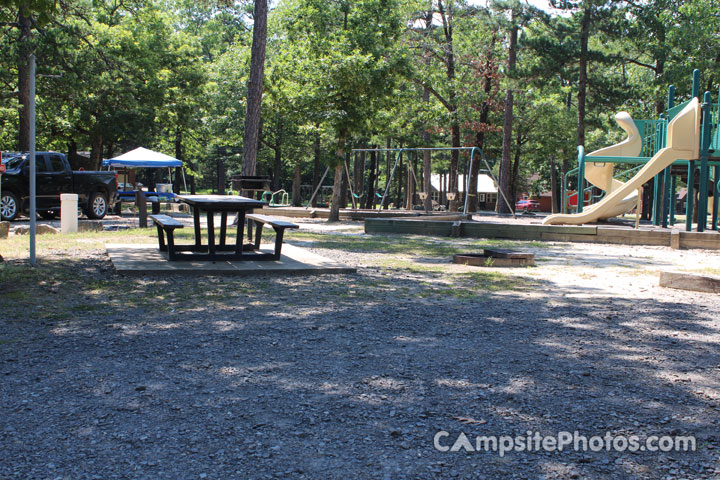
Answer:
434, 430, 696, 457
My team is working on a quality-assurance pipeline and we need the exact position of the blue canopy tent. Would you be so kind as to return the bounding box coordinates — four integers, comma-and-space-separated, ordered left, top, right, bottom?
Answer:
103, 147, 187, 196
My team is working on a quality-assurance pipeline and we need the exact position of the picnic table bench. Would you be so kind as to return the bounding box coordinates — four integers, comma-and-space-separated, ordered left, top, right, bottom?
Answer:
246, 214, 299, 260
149, 214, 184, 261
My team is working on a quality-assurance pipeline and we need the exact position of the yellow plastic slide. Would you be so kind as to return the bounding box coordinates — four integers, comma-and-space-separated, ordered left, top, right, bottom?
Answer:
543, 98, 701, 225
584, 111, 643, 219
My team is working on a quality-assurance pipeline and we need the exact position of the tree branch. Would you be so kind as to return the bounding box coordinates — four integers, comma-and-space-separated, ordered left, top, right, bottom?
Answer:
412, 78, 452, 111
622, 57, 657, 72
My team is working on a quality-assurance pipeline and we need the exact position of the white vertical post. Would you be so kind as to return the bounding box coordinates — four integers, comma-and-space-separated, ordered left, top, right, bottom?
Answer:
60, 194, 78, 233
29, 54, 37, 266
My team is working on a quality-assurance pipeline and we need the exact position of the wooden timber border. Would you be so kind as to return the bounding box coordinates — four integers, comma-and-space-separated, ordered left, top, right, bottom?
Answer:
258, 206, 467, 221
364, 218, 720, 250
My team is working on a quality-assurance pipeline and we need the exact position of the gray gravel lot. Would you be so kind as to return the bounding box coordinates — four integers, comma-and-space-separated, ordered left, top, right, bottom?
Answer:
1, 228, 719, 479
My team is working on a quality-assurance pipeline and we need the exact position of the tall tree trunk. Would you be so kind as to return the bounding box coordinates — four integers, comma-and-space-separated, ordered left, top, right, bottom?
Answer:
366, 150, 377, 209
383, 138, 391, 209
17, 6, 33, 151
577, 6, 591, 147
422, 57, 433, 212
449, 125, 459, 211
292, 161, 301, 206
217, 157, 226, 194
470, 35, 497, 212
437, 0, 459, 211
311, 132, 320, 207
655, 27, 666, 116
241, 0, 268, 177
67, 140, 78, 169
550, 157, 560, 213
90, 134, 103, 170
340, 153, 349, 210
329, 132, 347, 222
354, 151, 364, 199
423, 148, 432, 212
374, 148, 381, 208
498, 8, 518, 214
510, 131, 523, 204
406, 154, 416, 209
173, 127, 183, 194
272, 145, 282, 191
395, 152, 403, 208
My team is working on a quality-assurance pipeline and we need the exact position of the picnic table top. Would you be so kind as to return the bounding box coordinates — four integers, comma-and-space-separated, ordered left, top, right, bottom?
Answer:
178, 195, 266, 209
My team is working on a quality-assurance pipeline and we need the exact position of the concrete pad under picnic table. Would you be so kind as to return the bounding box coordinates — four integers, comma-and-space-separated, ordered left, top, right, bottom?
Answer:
106, 243, 356, 276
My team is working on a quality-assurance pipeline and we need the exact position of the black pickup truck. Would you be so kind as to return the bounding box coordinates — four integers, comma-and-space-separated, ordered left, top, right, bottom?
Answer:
1, 151, 118, 221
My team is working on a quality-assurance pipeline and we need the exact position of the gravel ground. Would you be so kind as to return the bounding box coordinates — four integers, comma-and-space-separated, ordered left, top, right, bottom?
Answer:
1, 222, 720, 479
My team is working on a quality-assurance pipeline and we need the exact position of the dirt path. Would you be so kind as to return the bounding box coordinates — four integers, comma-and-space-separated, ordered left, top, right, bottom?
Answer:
1, 223, 719, 479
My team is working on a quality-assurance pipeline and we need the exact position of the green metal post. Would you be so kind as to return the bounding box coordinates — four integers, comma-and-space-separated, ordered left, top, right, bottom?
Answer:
666, 86, 675, 227
652, 174, 661, 225
686, 161, 695, 232
577, 146, 585, 213
712, 166, 720, 231
692, 69, 700, 99
697, 91, 712, 232
652, 115, 666, 226
670, 175, 677, 225
662, 166, 671, 228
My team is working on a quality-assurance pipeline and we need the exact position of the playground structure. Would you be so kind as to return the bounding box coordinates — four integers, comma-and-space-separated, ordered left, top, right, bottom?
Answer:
548, 70, 720, 232
261, 189, 290, 207
305, 147, 515, 215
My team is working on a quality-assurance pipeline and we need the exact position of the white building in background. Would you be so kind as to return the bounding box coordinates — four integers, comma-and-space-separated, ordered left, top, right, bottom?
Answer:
430, 173, 498, 210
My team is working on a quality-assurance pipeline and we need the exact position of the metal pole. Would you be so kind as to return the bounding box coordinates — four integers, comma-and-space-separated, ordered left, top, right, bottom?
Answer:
712, 166, 719, 231
670, 175, 677, 225
686, 161, 695, 232
662, 167, 671, 228
343, 158, 357, 209
475, 147, 515, 218
652, 174, 660, 225
577, 146, 585, 214
463, 149, 474, 214
697, 91, 712, 232
29, 55, 37, 266
305, 166, 329, 209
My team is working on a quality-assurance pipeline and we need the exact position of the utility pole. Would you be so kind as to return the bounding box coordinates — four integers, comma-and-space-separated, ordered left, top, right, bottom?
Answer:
28, 54, 37, 266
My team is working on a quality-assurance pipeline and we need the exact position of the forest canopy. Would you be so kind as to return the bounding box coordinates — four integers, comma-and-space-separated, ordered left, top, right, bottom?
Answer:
1, 0, 718, 211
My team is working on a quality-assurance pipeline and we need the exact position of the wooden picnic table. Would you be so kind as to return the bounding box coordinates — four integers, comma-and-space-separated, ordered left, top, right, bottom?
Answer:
174, 194, 266, 261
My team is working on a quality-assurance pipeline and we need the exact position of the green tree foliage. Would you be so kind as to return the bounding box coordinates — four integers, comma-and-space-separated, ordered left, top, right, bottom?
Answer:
0, 0, 717, 213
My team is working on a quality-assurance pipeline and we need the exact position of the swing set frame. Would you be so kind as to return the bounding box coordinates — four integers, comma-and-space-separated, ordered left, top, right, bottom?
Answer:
349, 147, 515, 216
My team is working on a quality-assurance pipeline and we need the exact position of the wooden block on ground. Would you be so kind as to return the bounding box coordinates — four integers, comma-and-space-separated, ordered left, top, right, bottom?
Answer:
670, 230, 680, 249
659, 271, 720, 293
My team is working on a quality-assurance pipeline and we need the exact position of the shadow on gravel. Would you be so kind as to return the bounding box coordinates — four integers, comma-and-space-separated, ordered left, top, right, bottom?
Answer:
0, 256, 718, 479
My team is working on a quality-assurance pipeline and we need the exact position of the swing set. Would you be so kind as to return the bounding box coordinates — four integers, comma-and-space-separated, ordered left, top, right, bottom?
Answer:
305, 147, 514, 215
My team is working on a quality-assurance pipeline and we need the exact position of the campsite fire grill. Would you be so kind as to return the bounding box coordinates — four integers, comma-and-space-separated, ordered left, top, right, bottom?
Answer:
453, 248, 534, 267
231, 175, 271, 193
